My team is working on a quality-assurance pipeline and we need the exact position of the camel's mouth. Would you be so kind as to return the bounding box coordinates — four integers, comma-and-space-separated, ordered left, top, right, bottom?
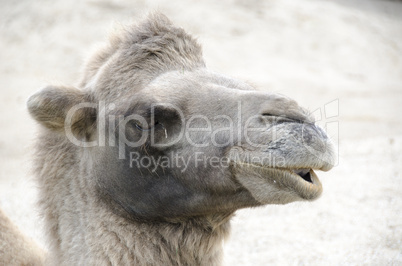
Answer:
292, 168, 313, 183
233, 163, 323, 202
288, 168, 322, 199
262, 166, 323, 200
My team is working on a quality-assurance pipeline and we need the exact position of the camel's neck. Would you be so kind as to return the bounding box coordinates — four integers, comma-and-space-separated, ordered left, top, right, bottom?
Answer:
35, 135, 231, 265
82, 211, 231, 265
49, 196, 231, 265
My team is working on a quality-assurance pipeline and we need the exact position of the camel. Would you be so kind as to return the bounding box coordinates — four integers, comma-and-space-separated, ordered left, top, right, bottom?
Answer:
0, 13, 335, 265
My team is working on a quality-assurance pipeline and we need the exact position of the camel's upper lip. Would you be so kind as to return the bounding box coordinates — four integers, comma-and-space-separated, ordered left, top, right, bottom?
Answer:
233, 162, 323, 200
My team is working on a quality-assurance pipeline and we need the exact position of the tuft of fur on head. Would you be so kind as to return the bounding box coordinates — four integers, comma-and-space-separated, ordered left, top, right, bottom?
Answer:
79, 12, 205, 93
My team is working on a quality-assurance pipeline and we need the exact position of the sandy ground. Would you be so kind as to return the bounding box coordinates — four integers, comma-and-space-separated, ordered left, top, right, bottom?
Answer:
0, 0, 401, 265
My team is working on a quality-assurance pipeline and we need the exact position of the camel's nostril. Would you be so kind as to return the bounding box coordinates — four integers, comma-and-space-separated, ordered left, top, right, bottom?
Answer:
262, 113, 274, 117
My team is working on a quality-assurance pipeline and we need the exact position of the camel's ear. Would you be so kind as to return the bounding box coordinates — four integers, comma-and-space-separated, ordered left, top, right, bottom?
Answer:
27, 85, 96, 137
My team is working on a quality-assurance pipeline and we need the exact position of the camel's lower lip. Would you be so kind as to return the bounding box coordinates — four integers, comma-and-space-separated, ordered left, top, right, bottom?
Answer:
235, 163, 323, 200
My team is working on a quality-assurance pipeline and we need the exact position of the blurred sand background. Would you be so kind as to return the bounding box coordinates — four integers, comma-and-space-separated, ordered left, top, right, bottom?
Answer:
0, 0, 401, 265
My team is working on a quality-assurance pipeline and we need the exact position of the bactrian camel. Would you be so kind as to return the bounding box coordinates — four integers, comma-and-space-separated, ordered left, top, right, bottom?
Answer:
0, 13, 335, 265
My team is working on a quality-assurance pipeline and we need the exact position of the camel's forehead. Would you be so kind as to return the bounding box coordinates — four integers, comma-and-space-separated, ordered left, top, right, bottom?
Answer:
142, 69, 255, 102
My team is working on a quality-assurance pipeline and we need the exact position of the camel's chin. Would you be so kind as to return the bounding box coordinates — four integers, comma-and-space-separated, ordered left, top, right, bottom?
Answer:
233, 163, 323, 203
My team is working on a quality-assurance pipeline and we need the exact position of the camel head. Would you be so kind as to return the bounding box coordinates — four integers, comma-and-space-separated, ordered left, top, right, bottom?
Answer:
27, 13, 335, 223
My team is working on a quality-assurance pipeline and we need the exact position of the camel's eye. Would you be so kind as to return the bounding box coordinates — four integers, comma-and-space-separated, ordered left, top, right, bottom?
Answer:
125, 102, 181, 141
134, 121, 162, 131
